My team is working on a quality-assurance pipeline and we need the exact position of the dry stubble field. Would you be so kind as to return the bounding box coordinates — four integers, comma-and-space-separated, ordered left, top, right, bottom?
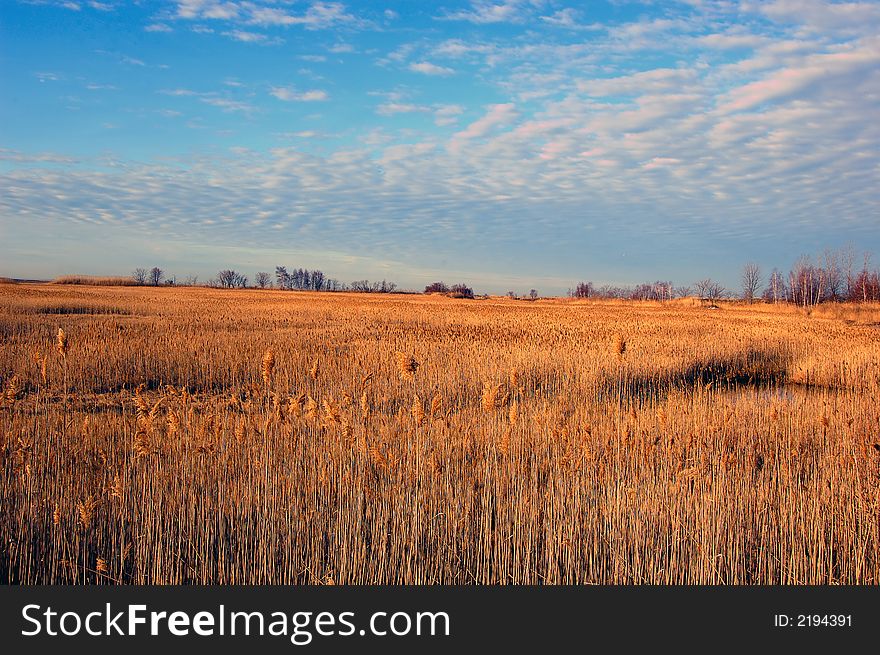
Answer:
1, 283, 879, 584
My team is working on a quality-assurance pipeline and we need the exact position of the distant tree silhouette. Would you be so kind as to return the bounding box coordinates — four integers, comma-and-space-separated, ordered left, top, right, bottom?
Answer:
425, 282, 450, 294
822, 249, 843, 300
351, 279, 398, 293
451, 284, 474, 299
695, 278, 725, 302
570, 282, 593, 298
741, 263, 762, 303
275, 266, 291, 290
218, 270, 248, 288
763, 269, 786, 303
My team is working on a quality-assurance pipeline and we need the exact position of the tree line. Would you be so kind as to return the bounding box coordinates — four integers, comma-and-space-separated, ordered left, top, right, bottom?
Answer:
568, 280, 681, 301
567, 247, 879, 305
130, 246, 879, 304
424, 282, 475, 299
129, 266, 401, 293
755, 249, 879, 305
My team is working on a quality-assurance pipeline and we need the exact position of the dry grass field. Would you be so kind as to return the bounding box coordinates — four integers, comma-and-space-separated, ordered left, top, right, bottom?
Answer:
1, 282, 879, 584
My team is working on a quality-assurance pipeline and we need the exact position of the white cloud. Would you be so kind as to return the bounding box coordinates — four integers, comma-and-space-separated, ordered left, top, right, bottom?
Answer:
248, 2, 361, 30
173, 1, 364, 30
449, 103, 517, 148
434, 104, 464, 126
200, 97, 256, 113
270, 87, 329, 102
539, 8, 592, 29
376, 103, 430, 116
695, 33, 767, 49
579, 68, 698, 97
158, 87, 257, 113
223, 29, 280, 44
755, 0, 880, 33
441, 1, 529, 24
176, 1, 239, 20
717, 41, 880, 114
408, 61, 455, 76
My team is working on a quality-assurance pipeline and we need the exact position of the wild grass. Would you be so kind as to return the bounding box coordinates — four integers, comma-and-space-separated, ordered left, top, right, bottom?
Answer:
51, 275, 140, 286
1, 284, 879, 584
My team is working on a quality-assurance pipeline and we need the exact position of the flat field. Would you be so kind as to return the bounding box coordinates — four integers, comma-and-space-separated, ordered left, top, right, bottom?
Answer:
1, 283, 879, 584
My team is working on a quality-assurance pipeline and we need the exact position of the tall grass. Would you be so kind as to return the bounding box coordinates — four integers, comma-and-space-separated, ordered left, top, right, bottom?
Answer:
1, 284, 878, 584
51, 275, 139, 286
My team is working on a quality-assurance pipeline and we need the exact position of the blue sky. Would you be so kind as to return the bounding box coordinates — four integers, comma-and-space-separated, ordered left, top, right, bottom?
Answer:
1, 0, 879, 294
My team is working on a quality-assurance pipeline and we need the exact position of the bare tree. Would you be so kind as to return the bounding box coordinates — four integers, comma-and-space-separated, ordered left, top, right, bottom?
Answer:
132, 268, 147, 285
853, 252, 876, 302
256, 272, 271, 289
823, 248, 843, 301
149, 267, 164, 287
763, 268, 786, 303
841, 244, 857, 300
425, 282, 449, 294
217, 270, 248, 288
275, 266, 291, 290
741, 262, 762, 303
653, 280, 673, 301
788, 255, 825, 307
451, 284, 474, 299
695, 278, 725, 303
570, 282, 593, 298
529, 289, 538, 300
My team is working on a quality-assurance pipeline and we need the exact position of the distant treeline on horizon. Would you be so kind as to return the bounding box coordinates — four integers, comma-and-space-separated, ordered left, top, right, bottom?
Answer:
18, 246, 880, 305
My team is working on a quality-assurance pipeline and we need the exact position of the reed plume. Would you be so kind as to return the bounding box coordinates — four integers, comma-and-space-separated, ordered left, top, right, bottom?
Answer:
411, 395, 426, 426
262, 349, 275, 388
3, 375, 22, 405
396, 352, 419, 380
360, 390, 371, 419
305, 395, 318, 420
76, 496, 99, 529
481, 382, 508, 412
429, 394, 442, 420
508, 399, 518, 426
56, 327, 68, 358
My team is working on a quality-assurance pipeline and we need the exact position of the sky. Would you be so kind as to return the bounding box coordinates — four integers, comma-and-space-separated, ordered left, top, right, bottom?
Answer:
1, 0, 879, 294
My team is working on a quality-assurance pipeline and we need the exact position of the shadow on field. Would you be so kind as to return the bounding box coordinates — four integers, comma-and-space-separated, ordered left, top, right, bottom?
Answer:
23, 304, 135, 316
599, 347, 794, 402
